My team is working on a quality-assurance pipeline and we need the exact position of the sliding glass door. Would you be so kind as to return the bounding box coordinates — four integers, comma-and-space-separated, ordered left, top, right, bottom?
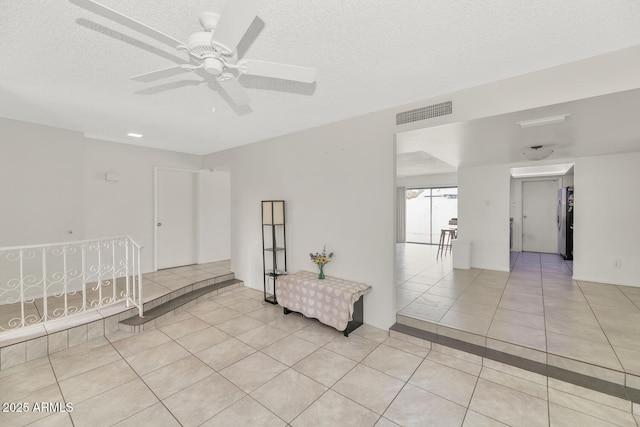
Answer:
405, 187, 458, 244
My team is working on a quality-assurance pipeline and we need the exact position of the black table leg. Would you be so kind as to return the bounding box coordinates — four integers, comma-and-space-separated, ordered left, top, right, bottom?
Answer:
343, 295, 364, 337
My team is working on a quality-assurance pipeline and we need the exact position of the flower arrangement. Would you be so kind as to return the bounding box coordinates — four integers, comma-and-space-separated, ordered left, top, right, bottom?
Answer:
309, 245, 333, 279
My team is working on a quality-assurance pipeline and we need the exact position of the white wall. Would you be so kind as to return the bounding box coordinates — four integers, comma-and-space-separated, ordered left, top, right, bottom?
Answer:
461, 153, 640, 289
561, 174, 574, 188
457, 164, 511, 271
0, 118, 229, 274
204, 112, 397, 330
82, 138, 205, 272
573, 152, 640, 286
0, 119, 85, 246
198, 170, 231, 263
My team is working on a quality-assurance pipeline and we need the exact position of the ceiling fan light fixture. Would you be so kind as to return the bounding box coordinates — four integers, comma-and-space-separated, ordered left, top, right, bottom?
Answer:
71, 0, 317, 109
217, 72, 234, 82
522, 145, 553, 161
517, 114, 570, 128
203, 57, 225, 75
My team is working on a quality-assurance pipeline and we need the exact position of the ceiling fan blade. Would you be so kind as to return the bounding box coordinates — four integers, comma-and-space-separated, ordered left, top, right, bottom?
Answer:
239, 59, 317, 83
130, 65, 195, 82
211, 0, 262, 53
218, 78, 251, 106
70, 0, 185, 49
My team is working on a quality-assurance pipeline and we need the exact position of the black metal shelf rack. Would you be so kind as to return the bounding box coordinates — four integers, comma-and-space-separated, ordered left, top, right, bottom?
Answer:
261, 200, 287, 304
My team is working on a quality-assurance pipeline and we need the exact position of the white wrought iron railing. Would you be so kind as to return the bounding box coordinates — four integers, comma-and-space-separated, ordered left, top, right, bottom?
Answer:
0, 236, 143, 332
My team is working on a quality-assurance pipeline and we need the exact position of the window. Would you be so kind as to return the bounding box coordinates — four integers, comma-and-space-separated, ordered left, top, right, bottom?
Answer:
405, 187, 458, 244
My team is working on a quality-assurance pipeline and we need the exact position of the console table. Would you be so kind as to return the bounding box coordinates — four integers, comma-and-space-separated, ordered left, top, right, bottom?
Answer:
277, 270, 372, 336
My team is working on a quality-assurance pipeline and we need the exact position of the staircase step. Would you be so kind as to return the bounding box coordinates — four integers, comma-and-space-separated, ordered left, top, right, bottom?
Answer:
119, 278, 243, 332
390, 322, 640, 404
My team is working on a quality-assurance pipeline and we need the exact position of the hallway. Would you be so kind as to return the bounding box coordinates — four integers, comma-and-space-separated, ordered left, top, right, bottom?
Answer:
396, 244, 640, 404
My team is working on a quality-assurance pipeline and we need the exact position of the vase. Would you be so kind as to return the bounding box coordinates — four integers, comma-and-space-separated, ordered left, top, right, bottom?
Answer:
317, 263, 325, 280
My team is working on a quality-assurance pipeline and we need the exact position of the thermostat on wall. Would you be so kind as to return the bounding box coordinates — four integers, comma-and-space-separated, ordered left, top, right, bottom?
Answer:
105, 173, 119, 182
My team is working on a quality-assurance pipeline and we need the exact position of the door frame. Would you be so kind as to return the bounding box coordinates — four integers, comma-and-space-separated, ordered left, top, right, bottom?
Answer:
153, 165, 201, 271
511, 177, 560, 252
521, 178, 560, 253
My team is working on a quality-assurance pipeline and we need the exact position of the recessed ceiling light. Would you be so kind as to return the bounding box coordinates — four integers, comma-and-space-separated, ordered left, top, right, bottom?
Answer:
127, 132, 143, 138
517, 114, 570, 128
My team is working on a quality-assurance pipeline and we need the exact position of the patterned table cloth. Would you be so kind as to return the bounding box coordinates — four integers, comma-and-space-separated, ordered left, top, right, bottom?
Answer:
277, 270, 372, 331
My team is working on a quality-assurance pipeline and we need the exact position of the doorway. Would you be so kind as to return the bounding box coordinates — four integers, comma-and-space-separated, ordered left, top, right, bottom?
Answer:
522, 180, 559, 253
155, 167, 197, 270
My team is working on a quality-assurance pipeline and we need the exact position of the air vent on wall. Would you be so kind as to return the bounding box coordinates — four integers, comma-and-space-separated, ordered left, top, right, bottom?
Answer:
396, 101, 453, 125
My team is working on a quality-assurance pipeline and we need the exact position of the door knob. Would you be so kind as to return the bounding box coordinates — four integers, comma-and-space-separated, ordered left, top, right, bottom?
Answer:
157, 222, 162, 226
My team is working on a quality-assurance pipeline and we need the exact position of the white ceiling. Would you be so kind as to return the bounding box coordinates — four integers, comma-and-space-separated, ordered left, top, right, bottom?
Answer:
397, 88, 640, 176
2, 1, 640, 155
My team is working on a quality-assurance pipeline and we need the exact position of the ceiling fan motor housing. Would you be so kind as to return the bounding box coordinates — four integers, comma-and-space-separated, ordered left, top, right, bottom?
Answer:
69, 0, 317, 107
203, 57, 224, 75
187, 32, 236, 75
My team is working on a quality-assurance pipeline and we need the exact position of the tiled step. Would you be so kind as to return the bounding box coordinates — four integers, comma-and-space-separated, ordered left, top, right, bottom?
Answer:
391, 320, 640, 405
119, 278, 243, 332
0, 262, 241, 370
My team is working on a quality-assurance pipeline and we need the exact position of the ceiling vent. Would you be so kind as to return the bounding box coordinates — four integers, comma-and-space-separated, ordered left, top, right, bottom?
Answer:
396, 101, 452, 125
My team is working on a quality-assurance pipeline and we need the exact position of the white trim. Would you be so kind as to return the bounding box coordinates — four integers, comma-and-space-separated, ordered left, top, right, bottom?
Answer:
153, 166, 158, 271
518, 178, 560, 253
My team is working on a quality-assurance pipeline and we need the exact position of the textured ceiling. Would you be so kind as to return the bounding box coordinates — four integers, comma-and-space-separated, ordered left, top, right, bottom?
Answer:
2, 1, 640, 155
397, 151, 456, 177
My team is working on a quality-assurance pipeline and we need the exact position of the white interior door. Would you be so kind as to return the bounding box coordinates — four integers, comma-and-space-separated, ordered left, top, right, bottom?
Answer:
157, 168, 197, 269
522, 180, 558, 253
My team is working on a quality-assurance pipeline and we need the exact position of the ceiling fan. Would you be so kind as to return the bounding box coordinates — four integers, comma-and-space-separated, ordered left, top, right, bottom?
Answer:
70, 0, 317, 106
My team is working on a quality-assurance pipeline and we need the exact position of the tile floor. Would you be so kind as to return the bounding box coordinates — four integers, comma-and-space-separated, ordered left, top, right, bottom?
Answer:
2, 262, 640, 426
0, 261, 234, 335
396, 243, 640, 393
